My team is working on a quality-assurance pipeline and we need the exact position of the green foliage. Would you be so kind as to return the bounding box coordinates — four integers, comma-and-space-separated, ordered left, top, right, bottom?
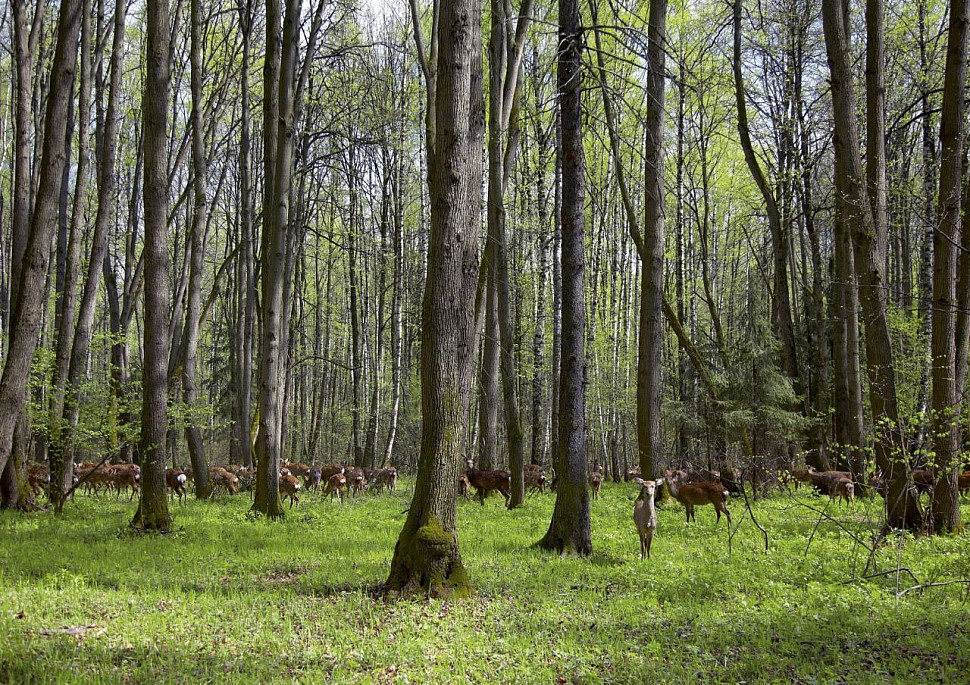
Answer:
1, 483, 968, 681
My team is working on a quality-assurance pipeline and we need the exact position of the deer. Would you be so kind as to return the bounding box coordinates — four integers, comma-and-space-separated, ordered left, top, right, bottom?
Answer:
324, 473, 346, 502
589, 469, 603, 500
109, 464, 140, 501
283, 462, 311, 478
208, 466, 239, 495
279, 474, 301, 507
166, 468, 188, 504
371, 467, 397, 494
524, 464, 546, 494
465, 459, 511, 508
633, 478, 664, 559
305, 466, 322, 493
344, 466, 366, 496
667, 474, 732, 524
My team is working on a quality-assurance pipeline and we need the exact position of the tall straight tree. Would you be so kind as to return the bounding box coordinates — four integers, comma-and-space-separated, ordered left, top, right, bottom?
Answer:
253, 0, 301, 518
132, 0, 173, 530
930, 0, 967, 534
386, 0, 483, 597
537, 0, 591, 555
486, 0, 534, 507
820, 0, 921, 531
0, 0, 83, 501
638, 0, 667, 480
182, 0, 213, 499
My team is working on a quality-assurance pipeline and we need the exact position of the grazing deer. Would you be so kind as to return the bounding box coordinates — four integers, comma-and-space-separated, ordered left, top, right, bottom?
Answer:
166, 468, 188, 504
208, 466, 239, 495
279, 474, 301, 507
324, 473, 346, 502
667, 475, 732, 524
633, 478, 663, 559
465, 459, 511, 508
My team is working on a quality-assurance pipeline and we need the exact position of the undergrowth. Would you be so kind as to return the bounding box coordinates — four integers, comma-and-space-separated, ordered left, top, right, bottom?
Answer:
1, 482, 968, 682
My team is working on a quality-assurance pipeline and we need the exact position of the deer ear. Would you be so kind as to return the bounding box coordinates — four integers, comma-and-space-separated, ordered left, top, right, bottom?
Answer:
634, 477, 645, 486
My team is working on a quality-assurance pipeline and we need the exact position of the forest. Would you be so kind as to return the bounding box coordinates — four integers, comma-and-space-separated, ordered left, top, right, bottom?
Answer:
0, 0, 969, 679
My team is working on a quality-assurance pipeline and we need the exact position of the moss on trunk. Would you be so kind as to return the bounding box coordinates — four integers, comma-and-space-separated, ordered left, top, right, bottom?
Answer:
385, 517, 473, 599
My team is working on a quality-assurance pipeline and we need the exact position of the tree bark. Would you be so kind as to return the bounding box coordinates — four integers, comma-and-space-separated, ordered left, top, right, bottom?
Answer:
537, 0, 591, 556
386, 0, 483, 597
821, 0, 922, 531
132, 0, 173, 531
0, 0, 83, 489
930, 0, 967, 533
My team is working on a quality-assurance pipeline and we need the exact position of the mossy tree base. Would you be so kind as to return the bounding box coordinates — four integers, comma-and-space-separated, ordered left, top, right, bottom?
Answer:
131, 502, 172, 532
385, 517, 473, 599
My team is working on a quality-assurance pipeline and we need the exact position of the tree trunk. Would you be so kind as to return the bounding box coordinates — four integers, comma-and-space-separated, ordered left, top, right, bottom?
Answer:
930, 0, 967, 533
386, 0, 483, 597
0, 0, 83, 487
821, 0, 922, 531
637, 0, 667, 480
132, 0, 173, 531
232, 0, 255, 470
253, 0, 300, 519
537, 0, 591, 556
183, 0, 212, 499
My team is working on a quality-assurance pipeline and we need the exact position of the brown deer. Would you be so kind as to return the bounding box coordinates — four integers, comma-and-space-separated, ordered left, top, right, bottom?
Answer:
589, 469, 603, 500
524, 464, 546, 494
370, 467, 397, 494
633, 478, 663, 559
324, 473, 347, 502
166, 468, 188, 504
283, 462, 311, 478
279, 474, 301, 507
831, 477, 854, 505
465, 459, 511, 508
208, 466, 239, 495
667, 475, 732, 524
344, 466, 366, 496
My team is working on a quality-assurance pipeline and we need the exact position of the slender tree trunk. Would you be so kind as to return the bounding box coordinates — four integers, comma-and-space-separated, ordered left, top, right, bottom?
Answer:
253, 0, 301, 518
637, 0, 667, 480
49, 0, 91, 512
537, 0, 591, 555
132, 0, 173, 531
232, 0, 255, 469
183, 0, 212, 498
0, 0, 83, 492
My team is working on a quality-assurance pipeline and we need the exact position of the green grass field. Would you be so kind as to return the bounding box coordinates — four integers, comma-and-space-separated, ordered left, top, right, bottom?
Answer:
1, 482, 968, 683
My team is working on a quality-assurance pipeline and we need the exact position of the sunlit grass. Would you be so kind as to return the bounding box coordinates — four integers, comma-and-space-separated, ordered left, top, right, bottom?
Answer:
1, 481, 968, 682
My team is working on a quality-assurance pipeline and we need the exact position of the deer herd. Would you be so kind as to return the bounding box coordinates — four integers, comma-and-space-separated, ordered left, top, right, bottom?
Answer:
21, 454, 970, 561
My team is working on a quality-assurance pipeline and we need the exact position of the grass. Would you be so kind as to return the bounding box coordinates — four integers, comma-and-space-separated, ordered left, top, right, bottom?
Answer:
1, 482, 969, 683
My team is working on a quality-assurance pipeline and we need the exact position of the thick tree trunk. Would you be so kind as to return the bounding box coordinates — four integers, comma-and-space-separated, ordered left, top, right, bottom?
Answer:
930, 0, 967, 533
132, 0, 173, 531
386, 0, 482, 597
537, 0, 591, 556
